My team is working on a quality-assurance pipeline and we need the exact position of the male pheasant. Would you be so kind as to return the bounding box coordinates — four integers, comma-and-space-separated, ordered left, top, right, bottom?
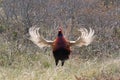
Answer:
29, 27, 95, 66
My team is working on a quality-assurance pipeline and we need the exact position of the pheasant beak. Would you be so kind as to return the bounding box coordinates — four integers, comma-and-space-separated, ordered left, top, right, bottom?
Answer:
58, 27, 62, 32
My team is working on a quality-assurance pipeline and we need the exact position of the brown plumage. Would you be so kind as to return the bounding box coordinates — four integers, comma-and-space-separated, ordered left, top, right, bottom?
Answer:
29, 27, 95, 66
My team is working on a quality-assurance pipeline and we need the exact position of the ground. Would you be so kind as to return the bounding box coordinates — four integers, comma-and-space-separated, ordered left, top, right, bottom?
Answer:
0, 52, 120, 80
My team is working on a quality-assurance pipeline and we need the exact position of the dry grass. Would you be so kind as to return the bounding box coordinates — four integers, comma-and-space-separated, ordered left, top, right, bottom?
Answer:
0, 52, 120, 80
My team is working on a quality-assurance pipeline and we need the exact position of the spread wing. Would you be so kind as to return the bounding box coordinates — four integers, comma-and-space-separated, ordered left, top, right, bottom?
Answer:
29, 27, 54, 48
69, 28, 95, 47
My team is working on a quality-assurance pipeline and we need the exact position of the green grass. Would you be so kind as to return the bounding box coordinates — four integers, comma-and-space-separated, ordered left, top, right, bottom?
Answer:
0, 52, 120, 80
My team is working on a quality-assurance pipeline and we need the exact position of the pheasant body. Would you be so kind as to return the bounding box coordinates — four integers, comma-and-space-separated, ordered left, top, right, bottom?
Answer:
52, 33, 70, 66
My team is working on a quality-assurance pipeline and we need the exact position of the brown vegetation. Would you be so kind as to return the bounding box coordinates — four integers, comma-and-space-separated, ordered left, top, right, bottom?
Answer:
0, 0, 120, 80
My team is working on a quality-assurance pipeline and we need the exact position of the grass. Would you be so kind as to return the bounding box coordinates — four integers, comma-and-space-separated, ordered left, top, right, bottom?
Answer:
0, 52, 120, 80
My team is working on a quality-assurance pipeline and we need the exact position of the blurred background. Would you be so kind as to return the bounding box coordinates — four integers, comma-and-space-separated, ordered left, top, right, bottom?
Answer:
0, 0, 119, 58
0, 0, 120, 79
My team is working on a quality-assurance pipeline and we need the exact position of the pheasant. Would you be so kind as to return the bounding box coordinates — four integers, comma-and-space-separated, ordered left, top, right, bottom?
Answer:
29, 27, 95, 66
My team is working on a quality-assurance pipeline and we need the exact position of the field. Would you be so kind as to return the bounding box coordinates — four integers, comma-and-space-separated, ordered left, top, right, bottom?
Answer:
0, 0, 120, 80
0, 51, 120, 80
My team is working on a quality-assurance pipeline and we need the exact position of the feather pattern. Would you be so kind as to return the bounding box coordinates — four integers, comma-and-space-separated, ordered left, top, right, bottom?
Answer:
29, 27, 53, 48
69, 28, 95, 47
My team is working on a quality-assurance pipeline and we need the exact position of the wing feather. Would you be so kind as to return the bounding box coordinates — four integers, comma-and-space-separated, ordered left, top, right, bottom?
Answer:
69, 28, 95, 47
29, 27, 54, 48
